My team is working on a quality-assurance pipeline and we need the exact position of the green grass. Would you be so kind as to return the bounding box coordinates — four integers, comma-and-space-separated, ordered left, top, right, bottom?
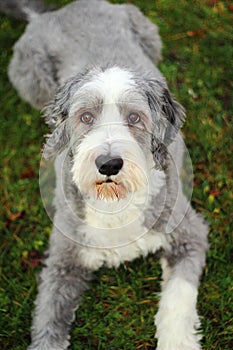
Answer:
0, 1, 232, 349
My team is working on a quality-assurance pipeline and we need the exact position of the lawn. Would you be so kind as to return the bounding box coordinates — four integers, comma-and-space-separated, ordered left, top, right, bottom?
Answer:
0, 0, 232, 349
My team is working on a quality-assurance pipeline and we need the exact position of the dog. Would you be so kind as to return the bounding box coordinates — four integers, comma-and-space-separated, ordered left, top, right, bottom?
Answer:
7, 1, 209, 349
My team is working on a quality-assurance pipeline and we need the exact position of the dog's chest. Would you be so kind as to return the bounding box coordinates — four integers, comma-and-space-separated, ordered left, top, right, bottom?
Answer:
77, 178, 167, 270
78, 227, 166, 270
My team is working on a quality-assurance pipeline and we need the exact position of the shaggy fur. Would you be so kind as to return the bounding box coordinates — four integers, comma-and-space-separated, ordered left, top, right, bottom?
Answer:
7, 1, 208, 349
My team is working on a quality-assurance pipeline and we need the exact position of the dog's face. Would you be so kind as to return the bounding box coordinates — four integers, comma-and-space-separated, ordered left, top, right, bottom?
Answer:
43, 67, 185, 202
69, 68, 153, 201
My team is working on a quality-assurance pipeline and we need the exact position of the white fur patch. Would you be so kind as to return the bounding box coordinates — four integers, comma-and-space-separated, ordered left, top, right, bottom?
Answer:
77, 168, 166, 270
78, 229, 167, 271
79, 67, 135, 105
155, 277, 202, 350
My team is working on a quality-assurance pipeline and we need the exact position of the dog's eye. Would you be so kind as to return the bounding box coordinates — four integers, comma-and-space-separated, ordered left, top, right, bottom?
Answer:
128, 113, 141, 125
80, 112, 94, 125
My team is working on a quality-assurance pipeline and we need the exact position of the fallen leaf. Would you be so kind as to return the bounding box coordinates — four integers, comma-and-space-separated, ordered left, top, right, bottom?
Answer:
9, 211, 25, 221
21, 250, 42, 271
29, 250, 43, 268
187, 29, 205, 37
144, 277, 158, 281
5, 211, 26, 227
138, 299, 152, 304
20, 168, 35, 179
209, 189, 221, 196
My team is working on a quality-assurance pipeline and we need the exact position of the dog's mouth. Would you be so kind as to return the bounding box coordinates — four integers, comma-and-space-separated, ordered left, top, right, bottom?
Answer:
95, 178, 127, 201
105, 178, 114, 184
96, 177, 115, 185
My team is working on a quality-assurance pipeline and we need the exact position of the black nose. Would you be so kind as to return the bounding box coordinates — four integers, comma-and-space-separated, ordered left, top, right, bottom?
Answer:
95, 155, 124, 176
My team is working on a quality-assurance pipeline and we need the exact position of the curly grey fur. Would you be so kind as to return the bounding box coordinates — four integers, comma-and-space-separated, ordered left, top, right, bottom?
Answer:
7, 1, 209, 349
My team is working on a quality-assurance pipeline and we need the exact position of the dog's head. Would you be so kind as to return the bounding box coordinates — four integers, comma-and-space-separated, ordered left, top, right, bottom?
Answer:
43, 67, 185, 201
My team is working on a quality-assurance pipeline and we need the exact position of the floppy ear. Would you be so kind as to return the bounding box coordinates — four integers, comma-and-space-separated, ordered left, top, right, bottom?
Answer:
42, 75, 84, 160
161, 86, 185, 136
145, 79, 185, 169
43, 122, 70, 160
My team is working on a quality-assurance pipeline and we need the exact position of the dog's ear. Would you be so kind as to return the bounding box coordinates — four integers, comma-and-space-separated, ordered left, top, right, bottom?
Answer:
144, 78, 185, 169
43, 122, 70, 160
42, 75, 84, 160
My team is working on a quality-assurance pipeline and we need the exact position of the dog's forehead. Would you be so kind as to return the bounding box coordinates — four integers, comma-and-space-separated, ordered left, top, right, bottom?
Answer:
74, 67, 141, 105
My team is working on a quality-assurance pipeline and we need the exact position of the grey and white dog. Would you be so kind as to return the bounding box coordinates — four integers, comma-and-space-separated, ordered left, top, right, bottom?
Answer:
8, 0, 209, 349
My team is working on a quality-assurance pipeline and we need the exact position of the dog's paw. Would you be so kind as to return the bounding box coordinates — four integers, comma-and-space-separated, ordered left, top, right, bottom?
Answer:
28, 346, 66, 350
156, 340, 202, 350
155, 333, 202, 350
157, 347, 201, 350
27, 340, 69, 350
156, 345, 201, 350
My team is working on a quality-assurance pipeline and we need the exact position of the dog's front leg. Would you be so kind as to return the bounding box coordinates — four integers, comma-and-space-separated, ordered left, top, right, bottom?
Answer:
155, 246, 206, 350
28, 254, 92, 350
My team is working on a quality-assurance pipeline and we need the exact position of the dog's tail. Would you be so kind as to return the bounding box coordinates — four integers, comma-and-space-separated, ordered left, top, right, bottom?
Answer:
0, 0, 55, 21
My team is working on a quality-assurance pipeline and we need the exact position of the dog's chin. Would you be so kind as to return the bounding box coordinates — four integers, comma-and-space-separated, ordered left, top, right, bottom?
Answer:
95, 180, 127, 201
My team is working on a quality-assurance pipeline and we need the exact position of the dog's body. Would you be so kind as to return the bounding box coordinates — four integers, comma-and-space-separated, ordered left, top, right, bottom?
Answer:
8, 1, 208, 349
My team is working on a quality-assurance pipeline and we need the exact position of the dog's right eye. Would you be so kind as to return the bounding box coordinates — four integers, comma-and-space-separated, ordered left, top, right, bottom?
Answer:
80, 112, 94, 125
128, 112, 141, 125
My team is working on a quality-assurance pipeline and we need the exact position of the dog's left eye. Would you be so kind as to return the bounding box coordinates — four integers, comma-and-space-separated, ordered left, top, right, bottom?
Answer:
80, 112, 94, 125
128, 113, 141, 125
